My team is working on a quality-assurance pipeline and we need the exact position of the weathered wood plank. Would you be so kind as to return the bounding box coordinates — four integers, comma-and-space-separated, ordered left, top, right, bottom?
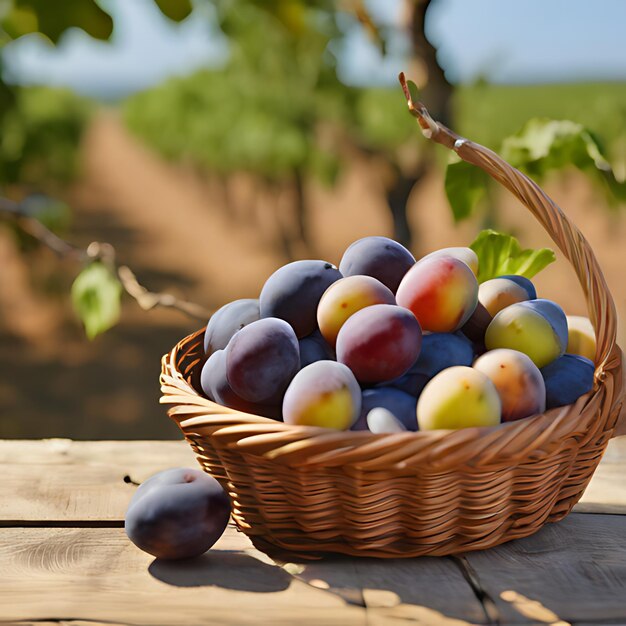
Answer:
464, 513, 626, 624
0, 526, 483, 626
0, 439, 195, 466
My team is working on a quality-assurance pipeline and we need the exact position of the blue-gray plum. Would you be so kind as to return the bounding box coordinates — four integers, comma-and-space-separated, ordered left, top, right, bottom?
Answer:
352, 388, 418, 431
375, 364, 429, 397
413, 332, 474, 379
259, 260, 342, 338
374, 333, 471, 397
204, 299, 260, 355
282, 361, 361, 429
339, 236, 415, 293
125, 468, 230, 560
226, 318, 299, 403
541, 354, 594, 409
298, 329, 335, 369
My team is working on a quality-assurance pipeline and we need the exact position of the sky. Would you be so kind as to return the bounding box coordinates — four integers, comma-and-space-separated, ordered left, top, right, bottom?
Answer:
3, 0, 626, 100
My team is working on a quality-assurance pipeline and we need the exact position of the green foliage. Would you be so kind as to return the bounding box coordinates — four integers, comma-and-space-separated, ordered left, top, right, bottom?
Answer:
444, 159, 489, 222
469, 229, 556, 284
71, 262, 122, 340
352, 88, 415, 152
443, 116, 624, 221
0, 86, 93, 186
153, 0, 193, 23
124, 1, 348, 182
1, 0, 113, 42
502, 118, 626, 203
0, 0, 192, 43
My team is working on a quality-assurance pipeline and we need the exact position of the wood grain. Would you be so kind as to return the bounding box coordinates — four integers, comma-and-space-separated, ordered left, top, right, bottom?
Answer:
0, 526, 482, 626
0, 439, 195, 466
464, 513, 626, 624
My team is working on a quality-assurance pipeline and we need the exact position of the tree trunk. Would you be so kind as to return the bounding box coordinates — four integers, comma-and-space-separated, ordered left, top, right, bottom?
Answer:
293, 168, 308, 247
380, 0, 453, 252
385, 170, 419, 249
408, 0, 453, 126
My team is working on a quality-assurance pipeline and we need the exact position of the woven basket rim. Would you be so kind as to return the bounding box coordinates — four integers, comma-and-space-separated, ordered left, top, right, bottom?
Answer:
160, 327, 619, 470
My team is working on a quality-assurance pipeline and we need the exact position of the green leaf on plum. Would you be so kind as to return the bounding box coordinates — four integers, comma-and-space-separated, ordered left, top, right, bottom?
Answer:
71, 262, 122, 340
469, 229, 556, 283
444, 158, 489, 221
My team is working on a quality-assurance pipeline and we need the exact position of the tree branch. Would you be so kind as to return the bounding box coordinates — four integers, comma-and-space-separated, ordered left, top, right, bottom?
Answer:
0, 196, 212, 322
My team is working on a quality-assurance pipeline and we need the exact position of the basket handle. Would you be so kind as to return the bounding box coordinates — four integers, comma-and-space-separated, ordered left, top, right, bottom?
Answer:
399, 74, 617, 382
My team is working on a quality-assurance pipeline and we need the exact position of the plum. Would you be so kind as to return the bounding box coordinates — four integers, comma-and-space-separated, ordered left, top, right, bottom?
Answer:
317, 275, 395, 347
298, 329, 335, 369
125, 468, 230, 560
396, 255, 478, 332
200, 349, 281, 419
282, 361, 361, 429
259, 260, 342, 338
478, 276, 536, 317
204, 299, 260, 356
417, 366, 501, 430
336, 304, 422, 384
474, 348, 546, 421
566, 315, 596, 361
485, 299, 568, 368
226, 317, 299, 403
541, 354, 595, 409
352, 388, 418, 431
420, 247, 479, 276
338, 236, 415, 293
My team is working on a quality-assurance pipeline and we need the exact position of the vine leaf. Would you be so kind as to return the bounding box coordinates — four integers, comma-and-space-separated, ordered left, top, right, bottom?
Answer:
71, 262, 122, 339
444, 158, 489, 222
470, 229, 556, 283
502, 118, 626, 203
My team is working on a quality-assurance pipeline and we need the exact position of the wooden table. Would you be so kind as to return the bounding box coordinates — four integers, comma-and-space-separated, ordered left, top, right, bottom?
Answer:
2, 438, 625, 626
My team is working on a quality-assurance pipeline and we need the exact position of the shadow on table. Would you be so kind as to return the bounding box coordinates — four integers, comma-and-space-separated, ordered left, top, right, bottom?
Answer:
149, 550, 291, 592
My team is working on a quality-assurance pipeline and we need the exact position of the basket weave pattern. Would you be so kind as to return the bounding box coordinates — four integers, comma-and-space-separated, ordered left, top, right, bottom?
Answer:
161, 105, 624, 558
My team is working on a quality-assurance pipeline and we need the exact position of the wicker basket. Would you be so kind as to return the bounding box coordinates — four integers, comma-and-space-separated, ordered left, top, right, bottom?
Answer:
160, 100, 624, 559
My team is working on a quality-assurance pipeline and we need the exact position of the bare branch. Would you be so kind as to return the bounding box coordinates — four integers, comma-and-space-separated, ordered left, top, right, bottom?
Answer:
117, 265, 211, 320
0, 196, 212, 323
0, 196, 85, 260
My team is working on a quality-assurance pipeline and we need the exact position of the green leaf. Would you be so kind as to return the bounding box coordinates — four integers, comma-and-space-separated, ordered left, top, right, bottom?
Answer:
501, 118, 626, 202
444, 159, 489, 221
469, 229, 556, 283
4, 0, 113, 42
406, 80, 420, 106
153, 0, 192, 22
71, 262, 122, 339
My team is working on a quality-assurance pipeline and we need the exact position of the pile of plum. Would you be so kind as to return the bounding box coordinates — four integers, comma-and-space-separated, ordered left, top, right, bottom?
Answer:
200, 236, 596, 433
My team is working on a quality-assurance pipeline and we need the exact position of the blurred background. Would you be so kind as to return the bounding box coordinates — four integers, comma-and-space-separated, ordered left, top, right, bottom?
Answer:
1, 0, 625, 439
